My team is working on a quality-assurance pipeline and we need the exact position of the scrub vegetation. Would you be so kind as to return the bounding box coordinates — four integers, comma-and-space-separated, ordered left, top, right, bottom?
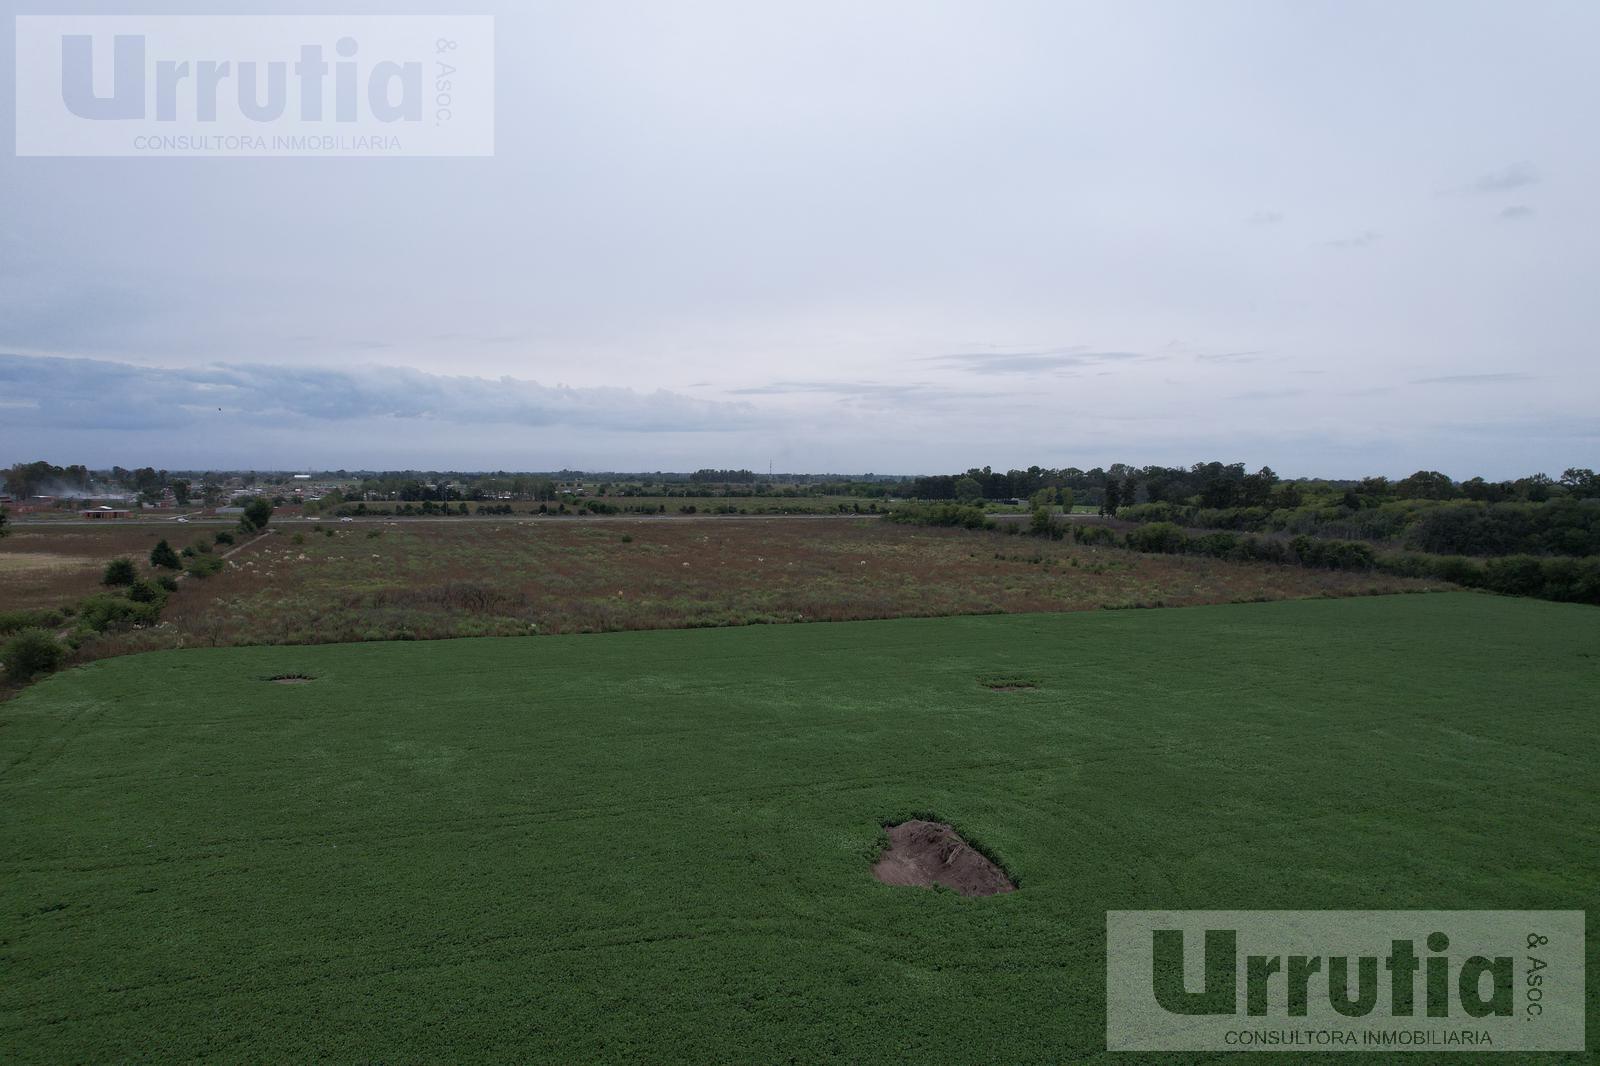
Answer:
68, 518, 1432, 656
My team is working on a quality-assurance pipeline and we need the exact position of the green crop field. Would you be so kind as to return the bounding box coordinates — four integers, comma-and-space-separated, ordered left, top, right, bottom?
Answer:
2, 592, 1596, 1062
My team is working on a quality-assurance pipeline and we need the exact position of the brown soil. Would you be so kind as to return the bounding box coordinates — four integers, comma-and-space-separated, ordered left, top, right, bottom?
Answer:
871, 820, 1016, 897
980, 677, 1038, 691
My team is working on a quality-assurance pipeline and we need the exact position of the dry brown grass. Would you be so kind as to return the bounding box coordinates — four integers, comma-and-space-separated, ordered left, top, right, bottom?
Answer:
0, 525, 182, 609
71, 516, 1441, 657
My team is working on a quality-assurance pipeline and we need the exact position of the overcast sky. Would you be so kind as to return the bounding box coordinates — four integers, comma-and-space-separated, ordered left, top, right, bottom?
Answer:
2, 0, 1597, 477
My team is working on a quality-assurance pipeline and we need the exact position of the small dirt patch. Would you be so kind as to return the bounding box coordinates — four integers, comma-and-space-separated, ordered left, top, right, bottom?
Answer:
266, 673, 315, 684
979, 675, 1038, 691
871, 820, 1015, 897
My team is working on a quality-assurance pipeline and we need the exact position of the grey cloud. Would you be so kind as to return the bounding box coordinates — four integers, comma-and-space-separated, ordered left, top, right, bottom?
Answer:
1499, 205, 1535, 221
1463, 162, 1540, 194
1245, 210, 1283, 226
1408, 373, 1535, 386
729, 380, 932, 397
926, 348, 1151, 374
1434, 414, 1600, 440
1195, 351, 1267, 363
429, 332, 525, 346
0, 354, 758, 434
1325, 230, 1382, 249
1229, 388, 1305, 400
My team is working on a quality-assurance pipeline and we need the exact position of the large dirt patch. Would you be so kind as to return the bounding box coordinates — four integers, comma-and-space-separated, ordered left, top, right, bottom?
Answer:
871, 820, 1015, 897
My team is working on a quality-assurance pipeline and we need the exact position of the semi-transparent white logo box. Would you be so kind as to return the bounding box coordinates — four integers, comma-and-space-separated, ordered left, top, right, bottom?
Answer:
16, 16, 494, 156
1107, 910, 1585, 1053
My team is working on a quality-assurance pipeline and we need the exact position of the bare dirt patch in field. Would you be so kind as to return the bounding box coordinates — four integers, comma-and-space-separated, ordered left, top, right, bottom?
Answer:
980, 675, 1040, 691
872, 820, 1016, 897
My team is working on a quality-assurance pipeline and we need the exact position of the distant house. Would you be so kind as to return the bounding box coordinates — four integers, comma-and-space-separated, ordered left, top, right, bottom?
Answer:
81, 506, 131, 520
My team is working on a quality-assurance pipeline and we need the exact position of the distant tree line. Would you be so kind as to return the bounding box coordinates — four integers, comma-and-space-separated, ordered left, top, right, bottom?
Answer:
1119, 492, 1600, 558
907, 462, 1599, 512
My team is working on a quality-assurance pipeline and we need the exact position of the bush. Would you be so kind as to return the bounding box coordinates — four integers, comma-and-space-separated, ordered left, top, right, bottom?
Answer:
74, 595, 160, 634
185, 554, 225, 579
1071, 524, 1119, 547
1118, 502, 1184, 524
1125, 522, 1188, 554
126, 579, 169, 606
157, 575, 180, 592
149, 539, 182, 569
883, 503, 993, 530
103, 557, 137, 586
1289, 535, 1375, 571
3, 628, 65, 682
1189, 531, 1241, 558
0, 608, 65, 636
214, 531, 235, 546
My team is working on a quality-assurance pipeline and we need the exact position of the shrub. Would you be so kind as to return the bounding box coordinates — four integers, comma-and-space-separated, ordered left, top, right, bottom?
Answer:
185, 554, 225, 580
0, 608, 65, 636
1071, 524, 1119, 547
149, 539, 182, 569
157, 575, 180, 592
103, 557, 137, 586
3, 628, 65, 682
1118, 502, 1184, 524
883, 503, 993, 530
214, 531, 235, 546
74, 595, 160, 634
1189, 531, 1241, 558
126, 579, 169, 606
1125, 522, 1188, 554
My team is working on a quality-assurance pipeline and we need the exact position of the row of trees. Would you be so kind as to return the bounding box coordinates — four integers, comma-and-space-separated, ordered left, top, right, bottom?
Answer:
908, 462, 1600, 512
